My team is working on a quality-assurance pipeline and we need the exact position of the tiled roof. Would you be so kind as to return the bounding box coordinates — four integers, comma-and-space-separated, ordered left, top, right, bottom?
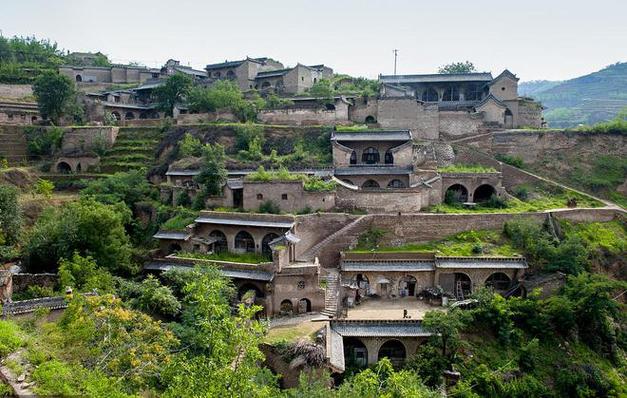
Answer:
255, 68, 292, 79
166, 169, 200, 176
153, 231, 191, 240
143, 262, 274, 281
342, 260, 435, 272
334, 166, 413, 176
331, 320, 431, 337
435, 256, 527, 269
332, 130, 411, 142
205, 59, 246, 70
194, 216, 294, 229
380, 72, 493, 84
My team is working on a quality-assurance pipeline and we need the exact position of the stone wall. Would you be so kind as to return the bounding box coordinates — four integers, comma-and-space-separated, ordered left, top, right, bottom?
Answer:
335, 186, 431, 213
11, 273, 58, 293
0, 84, 33, 99
176, 111, 237, 125
242, 181, 335, 213
438, 111, 485, 139
293, 213, 360, 259
61, 126, 119, 154
516, 100, 543, 128
258, 102, 350, 126
377, 98, 439, 140
350, 97, 379, 124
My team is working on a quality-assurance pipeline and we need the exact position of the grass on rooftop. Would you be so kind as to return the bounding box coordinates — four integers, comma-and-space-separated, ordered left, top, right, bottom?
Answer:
177, 251, 272, 264
438, 164, 498, 173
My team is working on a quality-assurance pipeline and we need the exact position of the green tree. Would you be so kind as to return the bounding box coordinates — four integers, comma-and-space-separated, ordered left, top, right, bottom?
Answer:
154, 73, 193, 117
194, 143, 227, 197
80, 170, 156, 209
187, 80, 243, 113
34, 178, 55, 199
32, 71, 77, 123
422, 309, 470, 358
25, 197, 134, 274
438, 61, 476, 74
178, 133, 203, 158
117, 275, 181, 318
0, 184, 21, 246
58, 252, 114, 293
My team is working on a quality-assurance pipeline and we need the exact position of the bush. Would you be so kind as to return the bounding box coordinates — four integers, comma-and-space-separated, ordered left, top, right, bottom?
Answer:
35, 178, 54, 198
178, 133, 203, 158
259, 200, 280, 214
482, 194, 508, 209
513, 185, 529, 201
175, 191, 191, 207
357, 227, 386, 250
24, 126, 64, 157
0, 321, 23, 356
495, 153, 524, 168
58, 252, 114, 293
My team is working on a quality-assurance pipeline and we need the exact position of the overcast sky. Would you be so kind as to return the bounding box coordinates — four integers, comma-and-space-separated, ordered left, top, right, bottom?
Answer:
1, 0, 625, 81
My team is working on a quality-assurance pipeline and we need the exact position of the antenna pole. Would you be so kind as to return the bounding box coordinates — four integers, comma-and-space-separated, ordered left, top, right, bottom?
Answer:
393, 49, 399, 75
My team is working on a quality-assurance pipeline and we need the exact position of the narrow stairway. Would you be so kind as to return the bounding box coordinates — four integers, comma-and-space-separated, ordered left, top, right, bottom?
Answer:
299, 215, 367, 263
320, 270, 340, 318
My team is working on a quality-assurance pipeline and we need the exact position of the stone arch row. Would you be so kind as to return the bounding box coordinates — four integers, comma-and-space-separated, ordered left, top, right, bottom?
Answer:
342, 179, 407, 189
109, 110, 160, 122
418, 84, 489, 103
344, 337, 407, 368
349, 147, 395, 165
445, 183, 497, 203
279, 298, 312, 315
166, 230, 280, 256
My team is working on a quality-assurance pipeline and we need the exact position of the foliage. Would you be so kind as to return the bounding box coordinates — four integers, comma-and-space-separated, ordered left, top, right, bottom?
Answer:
34, 178, 54, 198
188, 79, 245, 113
571, 155, 627, 194
305, 75, 379, 99
356, 226, 386, 250
194, 143, 227, 196
259, 200, 281, 214
178, 132, 203, 158
33, 71, 78, 123
495, 153, 525, 168
304, 176, 336, 192
0, 184, 21, 245
0, 35, 66, 83
438, 61, 476, 74
117, 275, 181, 318
574, 109, 627, 134
422, 309, 471, 358
438, 164, 497, 173
0, 320, 23, 356
265, 94, 294, 109
161, 208, 197, 230
175, 190, 191, 207
58, 252, 114, 293
24, 126, 64, 157
177, 250, 272, 264
24, 197, 134, 274
80, 169, 156, 209
154, 73, 193, 117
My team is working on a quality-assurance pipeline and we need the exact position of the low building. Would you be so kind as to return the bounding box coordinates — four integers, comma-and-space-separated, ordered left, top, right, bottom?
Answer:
0, 101, 40, 125
59, 64, 159, 84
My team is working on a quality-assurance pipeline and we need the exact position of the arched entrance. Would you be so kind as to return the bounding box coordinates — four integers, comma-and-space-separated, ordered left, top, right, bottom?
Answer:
325, 103, 336, 111
297, 298, 311, 314
280, 299, 293, 315
445, 184, 468, 204
384, 150, 393, 164
168, 243, 182, 254
421, 88, 438, 102
377, 276, 391, 297
361, 147, 380, 164
209, 230, 227, 253
111, 111, 121, 121
75, 75, 82, 82
365, 115, 376, 124
56, 161, 72, 173
76, 163, 82, 173
485, 272, 512, 293
349, 151, 357, 165
474, 184, 496, 203
378, 339, 406, 367
234, 231, 255, 253
362, 179, 380, 190
344, 337, 368, 368
262, 233, 279, 257
399, 275, 417, 297
238, 283, 264, 300
387, 179, 406, 188
454, 273, 472, 299
442, 86, 460, 102
125, 111, 135, 120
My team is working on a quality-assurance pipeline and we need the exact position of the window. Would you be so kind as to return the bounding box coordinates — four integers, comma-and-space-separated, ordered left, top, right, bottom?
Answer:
362, 180, 380, 189
421, 88, 438, 102
256, 193, 263, 200
281, 194, 288, 200
297, 280, 305, 289
361, 147, 380, 164
442, 86, 460, 101
384, 150, 393, 164
234, 231, 255, 253
349, 151, 357, 165
301, 76, 304, 81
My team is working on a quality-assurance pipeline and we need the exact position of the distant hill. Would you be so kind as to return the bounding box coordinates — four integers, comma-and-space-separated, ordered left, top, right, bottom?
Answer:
521, 62, 627, 128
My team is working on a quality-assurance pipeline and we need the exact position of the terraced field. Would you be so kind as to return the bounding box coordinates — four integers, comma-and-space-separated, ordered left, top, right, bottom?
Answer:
99, 127, 163, 173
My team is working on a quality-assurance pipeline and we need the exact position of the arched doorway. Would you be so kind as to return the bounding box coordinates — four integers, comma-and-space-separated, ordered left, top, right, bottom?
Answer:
261, 233, 279, 257
280, 299, 293, 315
387, 179, 406, 189
344, 337, 368, 368
56, 161, 72, 173
361, 147, 380, 164
445, 184, 468, 204
325, 103, 336, 111
226, 70, 236, 80
377, 276, 391, 297
238, 283, 264, 300
474, 184, 496, 203
504, 109, 513, 127
168, 243, 182, 254
297, 298, 311, 314
454, 273, 472, 299
384, 150, 393, 164
421, 88, 438, 102
111, 111, 121, 121
399, 275, 417, 297
125, 111, 135, 120
378, 340, 406, 367
362, 180, 380, 190
261, 81, 272, 89
365, 115, 376, 124
75, 75, 82, 82
349, 151, 357, 165
485, 272, 512, 293
209, 230, 227, 253
234, 231, 255, 253
351, 274, 370, 302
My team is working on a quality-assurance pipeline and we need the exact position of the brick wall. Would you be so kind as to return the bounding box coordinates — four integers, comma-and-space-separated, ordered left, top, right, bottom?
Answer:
439, 111, 485, 139
61, 126, 119, 154
242, 181, 335, 213
12, 273, 58, 293
258, 102, 350, 126
377, 98, 439, 140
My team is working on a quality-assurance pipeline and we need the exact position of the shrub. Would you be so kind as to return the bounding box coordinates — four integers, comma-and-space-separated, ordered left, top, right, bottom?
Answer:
357, 227, 386, 250
34, 178, 54, 198
259, 200, 280, 214
482, 194, 508, 209
24, 126, 64, 157
513, 185, 529, 201
58, 252, 114, 293
178, 133, 203, 158
495, 153, 524, 168
0, 321, 23, 356
175, 191, 191, 207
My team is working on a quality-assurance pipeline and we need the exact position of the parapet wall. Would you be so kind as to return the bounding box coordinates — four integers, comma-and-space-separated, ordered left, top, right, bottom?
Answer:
61, 126, 119, 154
258, 106, 350, 126
0, 84, 33, 99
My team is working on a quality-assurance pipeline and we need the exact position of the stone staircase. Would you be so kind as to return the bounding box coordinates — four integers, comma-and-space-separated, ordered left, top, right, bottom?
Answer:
320, 270, 340, 318
298, 215, 370, 267
0, 126, 28, 164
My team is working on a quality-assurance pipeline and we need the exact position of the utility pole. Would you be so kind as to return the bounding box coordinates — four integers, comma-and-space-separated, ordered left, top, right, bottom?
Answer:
393, 49, 399, 75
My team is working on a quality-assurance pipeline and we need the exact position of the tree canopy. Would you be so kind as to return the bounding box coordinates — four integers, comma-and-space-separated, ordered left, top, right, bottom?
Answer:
438, 61, 477, 74
154, 73, 193, 117
33, 71, 79, 123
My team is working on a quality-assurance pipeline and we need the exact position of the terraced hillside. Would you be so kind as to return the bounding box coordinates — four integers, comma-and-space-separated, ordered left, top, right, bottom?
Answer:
99, 127, 163, 173
0, 125, 28, 164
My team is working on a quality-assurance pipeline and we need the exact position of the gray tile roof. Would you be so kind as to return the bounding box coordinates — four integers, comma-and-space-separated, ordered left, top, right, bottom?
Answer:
255, 68, 292, 79
205, 59, 246, 70
435, 256, 527, 269
380, 72, 493, 84
331, 320, 431, 337
334, 166, 413, 176
166, 169, 200, 176
194, 216, 294, 229
332, 130, 411, 142
221, 269, 274, 282
342, 260, 435, 272
153, 231, 191, 240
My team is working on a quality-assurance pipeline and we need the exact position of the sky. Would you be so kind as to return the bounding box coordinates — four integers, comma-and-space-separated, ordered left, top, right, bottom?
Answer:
1, 0, 626, 82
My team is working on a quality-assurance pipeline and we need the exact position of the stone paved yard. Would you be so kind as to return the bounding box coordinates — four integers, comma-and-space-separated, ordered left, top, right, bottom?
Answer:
345, 297, 445, 320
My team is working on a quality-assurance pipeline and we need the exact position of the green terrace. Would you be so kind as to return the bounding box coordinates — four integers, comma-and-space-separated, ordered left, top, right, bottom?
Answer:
438, 164, 498, 173
98, 127, 163, 173
245, 166, 336, 192
176, 251, 272, 265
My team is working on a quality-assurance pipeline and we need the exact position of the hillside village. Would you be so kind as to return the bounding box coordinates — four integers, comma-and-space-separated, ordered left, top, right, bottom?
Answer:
0, 36, 625, 398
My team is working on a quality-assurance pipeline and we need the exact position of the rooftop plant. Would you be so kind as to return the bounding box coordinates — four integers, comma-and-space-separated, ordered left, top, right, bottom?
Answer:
438, 164, 498, 173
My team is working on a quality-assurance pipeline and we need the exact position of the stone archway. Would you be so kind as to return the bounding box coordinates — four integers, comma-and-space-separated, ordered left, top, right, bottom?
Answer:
262, 233, 279, 257
445, 184, 468, 203
365, 115, 376, 124
454, 272, 472, 299
234, 231, 255, 253
168, 243, 182, 254
485, 272, 512, 293
238, 283, 264, 300
56, 161, 72, 173
362, 179, 380, 190
378, 339, 406, 367
387, 179, 406, 189
297, 298, 311, 314
474, 184, 496, 203
280, 299, 294, 315
399, 275, 417, 297
75, 75, 82, 82
125, 111, 135, 120
344, 337, 368, 368
209, 230, 227, 253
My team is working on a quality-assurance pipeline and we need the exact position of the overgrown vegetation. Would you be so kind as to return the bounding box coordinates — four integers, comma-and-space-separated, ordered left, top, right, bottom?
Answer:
438, 164, 497, 173
305, 74, 380, 100
0, 35, 66, 83
177, 250, 272, 264
495, 153, 525, 168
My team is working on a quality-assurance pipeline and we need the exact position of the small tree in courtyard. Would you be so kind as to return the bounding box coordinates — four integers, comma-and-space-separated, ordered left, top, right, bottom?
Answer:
438, 61, 476, 74
33, 71, 77, 123
154, 73, 193, 117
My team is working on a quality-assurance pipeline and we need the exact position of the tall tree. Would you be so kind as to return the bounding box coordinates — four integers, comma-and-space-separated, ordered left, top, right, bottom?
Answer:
154, 73, 193, 117
0, 184, 21, 246
438, 61, 476, 74
194, 143, 228, 196
32, 71, 77, 123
